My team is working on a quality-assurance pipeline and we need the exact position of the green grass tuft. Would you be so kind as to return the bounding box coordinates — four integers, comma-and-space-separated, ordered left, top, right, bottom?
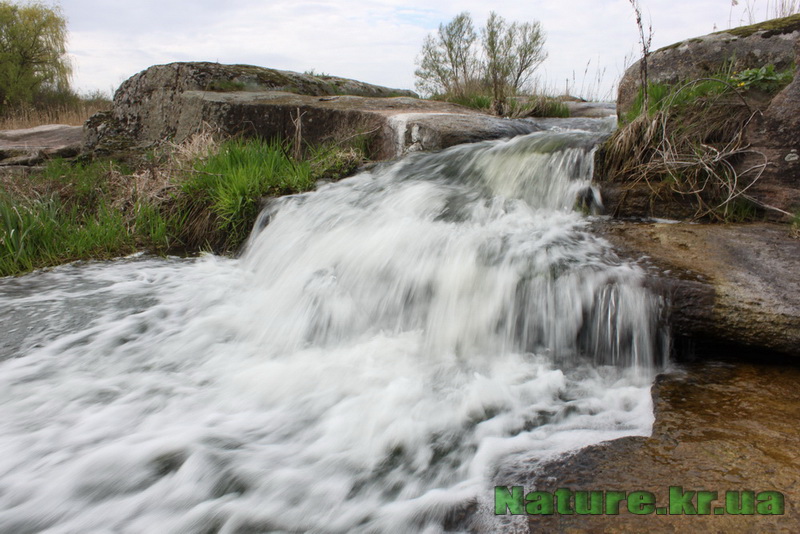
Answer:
623, 63, 794, 123
205, 79, 248, 92
791, 210, 800, 238
510, 96, 571, 118
179, 137, 315, 251
0, 192, 135, 276
1, 133, 369, 276
440, 93, 493, 111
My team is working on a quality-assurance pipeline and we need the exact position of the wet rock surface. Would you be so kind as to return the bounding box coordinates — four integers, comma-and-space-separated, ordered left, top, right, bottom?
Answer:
525, 219, 800, 533
529, 359, 800, 533
596, 220, 800, 358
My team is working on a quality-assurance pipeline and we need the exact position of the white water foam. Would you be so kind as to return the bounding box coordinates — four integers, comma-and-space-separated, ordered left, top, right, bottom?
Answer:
0, 129, 666, 533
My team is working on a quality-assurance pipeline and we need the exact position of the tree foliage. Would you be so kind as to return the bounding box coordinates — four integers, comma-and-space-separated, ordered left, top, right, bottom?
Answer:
415, 11, 547, 111
482, 12, 513, 111
414, 12, 477, 97
0, 1, 72, 111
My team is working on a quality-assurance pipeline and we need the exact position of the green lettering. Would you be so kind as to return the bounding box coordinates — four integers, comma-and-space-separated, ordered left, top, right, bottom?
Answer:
554, 488, 574, 515
575, 491, 603, 515
669, 486, 696, 515
756, 491, 785, 515
525, 491, 554, 515
605, 491, 626, 515
697, 491, 718, 515
725, 491, 755, 515
628, 491, 655, 515
495, 486, 524, 515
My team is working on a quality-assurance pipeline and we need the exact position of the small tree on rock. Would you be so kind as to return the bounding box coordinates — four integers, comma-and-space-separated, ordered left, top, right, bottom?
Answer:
482, 12, 514, 113
414, 12, 478, 98
506, 20, 547, 93
483, 12, 547, 114
415, 11, 547, 114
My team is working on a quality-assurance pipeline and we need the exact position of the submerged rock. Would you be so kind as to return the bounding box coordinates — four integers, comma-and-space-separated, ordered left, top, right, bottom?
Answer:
531, 359, 800, 532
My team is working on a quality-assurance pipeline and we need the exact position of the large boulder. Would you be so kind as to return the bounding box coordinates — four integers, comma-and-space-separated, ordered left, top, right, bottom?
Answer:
617, 15, 800, 117
604, 16, 800, 219
83, 62, 542, 160
742, 36, 800, 213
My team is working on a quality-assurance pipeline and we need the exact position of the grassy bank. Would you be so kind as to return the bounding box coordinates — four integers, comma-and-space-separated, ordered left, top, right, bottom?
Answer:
0, 135, 365, 277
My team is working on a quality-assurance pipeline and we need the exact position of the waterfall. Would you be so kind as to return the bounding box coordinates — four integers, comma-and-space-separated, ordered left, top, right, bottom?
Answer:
0, 125, 666, 533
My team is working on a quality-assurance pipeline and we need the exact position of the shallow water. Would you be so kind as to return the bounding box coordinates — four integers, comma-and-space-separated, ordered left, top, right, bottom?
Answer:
0, 126, 667, 532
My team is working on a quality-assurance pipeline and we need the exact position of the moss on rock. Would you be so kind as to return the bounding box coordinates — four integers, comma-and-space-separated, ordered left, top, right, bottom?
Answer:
721, 13, 800, 38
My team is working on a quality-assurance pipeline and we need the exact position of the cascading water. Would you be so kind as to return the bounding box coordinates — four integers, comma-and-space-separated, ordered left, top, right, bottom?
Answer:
0, 123, 667, 533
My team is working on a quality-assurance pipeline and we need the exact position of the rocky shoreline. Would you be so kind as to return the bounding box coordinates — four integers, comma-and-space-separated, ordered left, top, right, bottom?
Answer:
518, 16, 800, 533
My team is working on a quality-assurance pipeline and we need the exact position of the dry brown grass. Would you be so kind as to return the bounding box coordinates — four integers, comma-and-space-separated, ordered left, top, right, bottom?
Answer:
164, 127, 220, 167
599, 86, 777, 221
106, 130, 223, 244
107, 165, 178, 214
0, 167, 58, 200
0, 101, 112, 130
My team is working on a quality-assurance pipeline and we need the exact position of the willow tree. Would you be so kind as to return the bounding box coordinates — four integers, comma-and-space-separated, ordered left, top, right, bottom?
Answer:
0, 1, 72, 110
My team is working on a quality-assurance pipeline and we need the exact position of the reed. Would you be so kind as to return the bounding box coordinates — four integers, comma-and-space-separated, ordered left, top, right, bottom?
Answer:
0, 100, 111, 130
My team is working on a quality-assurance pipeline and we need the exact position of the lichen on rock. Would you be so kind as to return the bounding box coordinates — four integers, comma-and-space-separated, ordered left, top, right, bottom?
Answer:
82, 61, 545, 161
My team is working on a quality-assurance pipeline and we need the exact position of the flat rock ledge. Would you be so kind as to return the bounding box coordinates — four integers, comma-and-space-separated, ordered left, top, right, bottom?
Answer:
0, 124, 83, 166
597, 220, 800, 358
84, 62, 543, 160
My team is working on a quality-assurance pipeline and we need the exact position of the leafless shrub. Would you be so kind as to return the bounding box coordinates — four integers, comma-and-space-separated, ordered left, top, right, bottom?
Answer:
628, 0, 653, 113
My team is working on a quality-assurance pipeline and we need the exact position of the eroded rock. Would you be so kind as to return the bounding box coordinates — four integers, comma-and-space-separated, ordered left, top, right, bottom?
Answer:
617, 15, 800, 118
743, 36, 800, 213
605, 15, 800, 219
83, 62, 542, 159
597, 220, 800, 358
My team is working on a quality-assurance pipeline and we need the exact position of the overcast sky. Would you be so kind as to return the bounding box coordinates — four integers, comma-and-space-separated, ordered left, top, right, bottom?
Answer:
61, 1, 775, 100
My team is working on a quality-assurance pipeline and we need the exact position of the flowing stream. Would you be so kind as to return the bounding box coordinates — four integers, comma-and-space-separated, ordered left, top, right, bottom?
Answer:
0, 122, 667, 533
